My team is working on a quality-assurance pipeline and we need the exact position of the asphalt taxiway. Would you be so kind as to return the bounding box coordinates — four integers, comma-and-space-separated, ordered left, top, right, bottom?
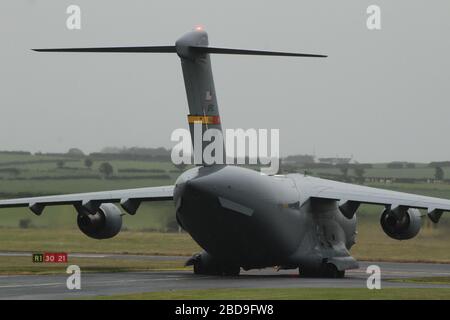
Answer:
0, 252, 449, 299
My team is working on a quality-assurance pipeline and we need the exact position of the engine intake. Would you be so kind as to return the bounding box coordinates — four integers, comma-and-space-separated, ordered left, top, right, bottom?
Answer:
77, 203, 122, 239
380, 207, 421, 240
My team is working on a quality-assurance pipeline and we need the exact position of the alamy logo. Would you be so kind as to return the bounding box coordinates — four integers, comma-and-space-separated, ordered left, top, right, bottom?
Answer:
171, 125, 280, 175
66, 5, 81, 30
66, 265, 81, 290
366, 5, 381, 30
366, 265, 381, 289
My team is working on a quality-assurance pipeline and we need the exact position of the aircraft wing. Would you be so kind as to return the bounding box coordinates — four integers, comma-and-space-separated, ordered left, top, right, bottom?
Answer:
303, 176, 449, 222
0, 186, 174, 215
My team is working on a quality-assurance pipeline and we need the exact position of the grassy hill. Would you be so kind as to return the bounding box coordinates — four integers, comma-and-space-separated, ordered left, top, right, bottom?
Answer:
0, 151, 448, 268
0, 151, 449, 230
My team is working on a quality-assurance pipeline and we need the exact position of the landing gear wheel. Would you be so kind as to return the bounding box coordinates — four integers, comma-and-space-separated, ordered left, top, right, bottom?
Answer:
298, 264, 345, 278
222, 265, 240, 276
190, 252, 240, 276
193, 261, 205, 275
323, 263, 345, 278
298, 268, 321, 278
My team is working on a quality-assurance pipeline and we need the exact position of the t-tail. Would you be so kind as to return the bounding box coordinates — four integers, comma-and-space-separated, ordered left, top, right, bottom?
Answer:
33, 28, 327, 165
175, 30, 224, 165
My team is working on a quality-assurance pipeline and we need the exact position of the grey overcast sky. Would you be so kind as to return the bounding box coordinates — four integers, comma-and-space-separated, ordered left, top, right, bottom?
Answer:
0, 0, 449, 162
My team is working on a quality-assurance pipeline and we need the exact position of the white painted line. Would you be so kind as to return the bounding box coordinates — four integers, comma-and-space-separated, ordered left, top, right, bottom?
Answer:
0, 282, 63, 289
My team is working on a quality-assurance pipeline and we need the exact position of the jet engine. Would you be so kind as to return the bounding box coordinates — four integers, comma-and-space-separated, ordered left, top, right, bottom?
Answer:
77, 203, 122, 239
380, 207, 421, 240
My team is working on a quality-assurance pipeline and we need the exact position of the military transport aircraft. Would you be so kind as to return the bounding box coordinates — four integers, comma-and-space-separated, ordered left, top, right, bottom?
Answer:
0, 29, 448, 278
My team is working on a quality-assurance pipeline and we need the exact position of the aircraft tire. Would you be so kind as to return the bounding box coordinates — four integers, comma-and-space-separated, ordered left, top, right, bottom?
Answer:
192, 255, 240, 276
222, 265, 240, 276
298, 267, 322, 278
323, 263, 345, 278
298, 264, 345, 278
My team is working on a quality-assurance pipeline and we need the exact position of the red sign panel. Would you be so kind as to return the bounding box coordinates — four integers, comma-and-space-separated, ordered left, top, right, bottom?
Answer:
33, 252, 68, 263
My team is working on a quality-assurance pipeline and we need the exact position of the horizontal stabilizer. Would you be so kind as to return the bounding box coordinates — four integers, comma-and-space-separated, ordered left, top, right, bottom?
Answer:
32, 46, 177, 53
192, 46, 327, 58
33, 45, 326, 58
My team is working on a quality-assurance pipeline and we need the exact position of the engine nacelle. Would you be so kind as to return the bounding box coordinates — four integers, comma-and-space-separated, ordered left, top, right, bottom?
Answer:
380, 207, 421, 240
77, 203, 122, 239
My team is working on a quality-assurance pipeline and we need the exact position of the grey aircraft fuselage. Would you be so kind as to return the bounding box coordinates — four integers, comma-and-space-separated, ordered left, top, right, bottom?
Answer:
174, 165, 356, 271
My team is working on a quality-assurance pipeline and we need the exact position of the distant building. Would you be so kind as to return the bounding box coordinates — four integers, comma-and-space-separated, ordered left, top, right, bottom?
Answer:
318, 157, 352, 165
283, 154, 315, 165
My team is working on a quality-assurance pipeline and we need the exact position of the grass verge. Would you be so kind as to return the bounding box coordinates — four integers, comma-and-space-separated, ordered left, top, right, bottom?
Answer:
0, 228, 200, 256
90, 288, 450, 300
389, 277, 450, 285
1, 223, 450, 264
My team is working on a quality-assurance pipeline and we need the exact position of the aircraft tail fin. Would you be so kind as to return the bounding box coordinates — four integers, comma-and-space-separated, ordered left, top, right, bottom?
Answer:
33, 29, 326, 166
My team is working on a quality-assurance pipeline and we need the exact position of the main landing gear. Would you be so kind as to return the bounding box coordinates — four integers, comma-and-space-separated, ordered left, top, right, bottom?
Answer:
299, 263, 345, 278
185, 252, 240, 276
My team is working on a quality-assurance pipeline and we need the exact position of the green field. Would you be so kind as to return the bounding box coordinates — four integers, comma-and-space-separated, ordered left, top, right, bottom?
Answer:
0, 153, 449, 300
389, 277, 450, 285
0, 228, 200, 257
0, 218, 448, 276
1, 152, 450, 230
91, 288, 450, 300
0, 152, 180, 198
0, 152, 449, 270
0, 201, 178, 230
306, 162, 450, 180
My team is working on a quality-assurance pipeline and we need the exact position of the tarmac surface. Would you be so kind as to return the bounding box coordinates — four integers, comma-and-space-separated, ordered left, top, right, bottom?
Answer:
0, 252, 449, 299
